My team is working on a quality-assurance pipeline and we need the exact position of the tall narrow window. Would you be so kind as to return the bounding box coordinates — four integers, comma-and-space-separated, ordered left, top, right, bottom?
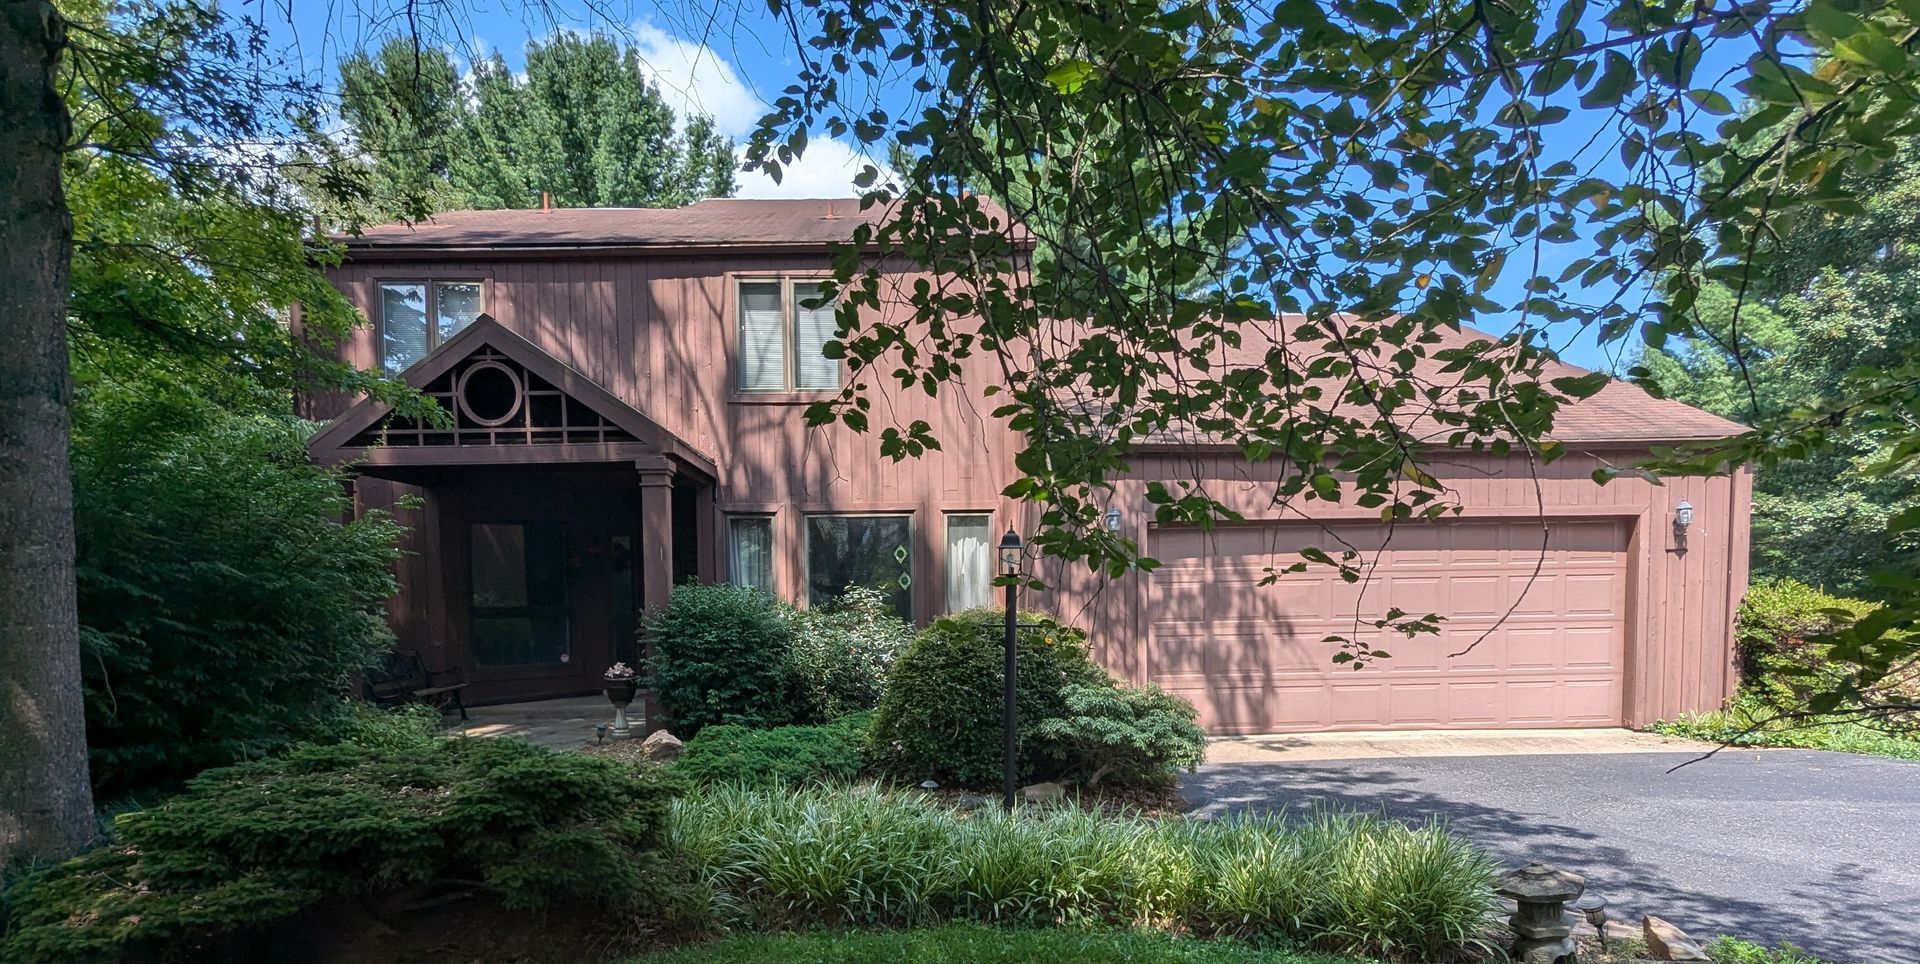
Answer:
945, 514, 993, 612
807, 515, 912, 620
379, 280, 485, 372
729, 516, 774, 594
736, 279, 841, 392
793, 282, 839, 390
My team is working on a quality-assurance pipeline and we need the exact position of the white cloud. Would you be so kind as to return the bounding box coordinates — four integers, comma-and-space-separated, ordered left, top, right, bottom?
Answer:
732, 138, 877, 200
631, 20, 875, 200
630, 21, 765, 138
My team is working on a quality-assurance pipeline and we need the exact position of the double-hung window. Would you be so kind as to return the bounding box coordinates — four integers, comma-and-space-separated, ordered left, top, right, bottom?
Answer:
737, 279, 840, 392
379, 281, 484, 372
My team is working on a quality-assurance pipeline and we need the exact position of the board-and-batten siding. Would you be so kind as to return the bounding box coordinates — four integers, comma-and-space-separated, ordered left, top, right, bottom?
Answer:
1033, 449, 1751, 728
321, 255, 1024, 624
324, 254, 1748, 729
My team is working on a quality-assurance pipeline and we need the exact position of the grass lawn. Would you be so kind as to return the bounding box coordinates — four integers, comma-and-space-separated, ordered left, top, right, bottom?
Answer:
633, 925, 1370, 963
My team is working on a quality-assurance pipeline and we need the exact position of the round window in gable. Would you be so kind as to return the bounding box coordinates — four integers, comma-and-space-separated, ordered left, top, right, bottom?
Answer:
456, 360, 523, 426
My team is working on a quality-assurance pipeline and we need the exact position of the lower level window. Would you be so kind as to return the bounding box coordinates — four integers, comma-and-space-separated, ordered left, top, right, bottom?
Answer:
469, 522, 570, 666
729, 516, 774, 594
807, 514, 912, 620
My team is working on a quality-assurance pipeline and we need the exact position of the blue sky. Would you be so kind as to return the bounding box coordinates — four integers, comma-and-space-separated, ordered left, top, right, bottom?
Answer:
255, 0, 1769, 373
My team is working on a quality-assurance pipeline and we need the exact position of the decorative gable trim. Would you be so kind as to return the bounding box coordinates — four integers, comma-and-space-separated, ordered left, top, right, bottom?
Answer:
309, 314, 715, 478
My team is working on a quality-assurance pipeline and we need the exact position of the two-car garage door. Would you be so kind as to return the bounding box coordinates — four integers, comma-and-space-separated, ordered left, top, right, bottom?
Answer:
1146, 519, 1629, 734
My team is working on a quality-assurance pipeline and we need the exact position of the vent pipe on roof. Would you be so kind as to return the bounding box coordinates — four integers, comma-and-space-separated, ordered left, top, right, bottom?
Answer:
541, 191, 551, 213
823, 200, 839, 220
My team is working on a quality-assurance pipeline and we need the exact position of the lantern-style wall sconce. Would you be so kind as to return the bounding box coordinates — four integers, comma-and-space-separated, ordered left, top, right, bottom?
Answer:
999, 528, 1023, 574
1674, 500, 1695, 532
1104, 507, 1122, 533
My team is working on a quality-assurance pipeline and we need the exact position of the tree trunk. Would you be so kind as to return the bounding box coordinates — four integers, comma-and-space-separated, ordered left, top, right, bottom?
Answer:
0, 0, 95, 871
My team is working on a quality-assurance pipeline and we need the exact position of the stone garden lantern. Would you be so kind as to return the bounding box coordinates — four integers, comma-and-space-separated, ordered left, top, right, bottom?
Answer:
1494, 861, 1586, 964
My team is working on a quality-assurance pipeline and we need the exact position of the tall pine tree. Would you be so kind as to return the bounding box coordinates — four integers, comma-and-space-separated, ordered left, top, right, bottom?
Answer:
339, 34, 737, 216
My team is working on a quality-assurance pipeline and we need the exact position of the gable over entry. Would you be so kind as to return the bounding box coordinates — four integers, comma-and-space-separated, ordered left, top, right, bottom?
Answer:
309, 315, 719, 699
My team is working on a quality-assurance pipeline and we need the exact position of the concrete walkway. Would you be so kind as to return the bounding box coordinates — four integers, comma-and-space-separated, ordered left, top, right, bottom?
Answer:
1206, 727, 1716, 763
454, 696, 609, 749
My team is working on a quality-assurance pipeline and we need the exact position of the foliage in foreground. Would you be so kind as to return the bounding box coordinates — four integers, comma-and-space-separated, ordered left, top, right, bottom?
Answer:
788, 588, 917, 722
667, 785, 1496, 961
646, 584, 916, 735
673, 712, 875, 788
0, 738, 675, 962
1705, 936, 1834, 964
634, 923, 1364, 963
72, 384, 407, 794
869, 610, 1203, 789
1650, 695, 1920, 760
647, 584, 809, 735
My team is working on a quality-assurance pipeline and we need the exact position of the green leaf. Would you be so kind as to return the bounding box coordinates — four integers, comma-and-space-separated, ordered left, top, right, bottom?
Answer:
1044, 59, 1098, 94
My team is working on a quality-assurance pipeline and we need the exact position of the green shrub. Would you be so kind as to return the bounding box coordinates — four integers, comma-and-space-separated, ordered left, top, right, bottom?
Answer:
1033, 682, 1208, 787
636, 923, 1363, 963
1651, 695, 1920, 759
326, 701, 444, 751
0, 738, 676, 962
868, 609, 1111, 787
789, 587, 916, 720
646, 584, 805, 734
1735, 579, 1881, 707
674, 712, 874, 788
666, 785, 1497, 960
1705, 936, 1833, 964
71, 388, 406, 795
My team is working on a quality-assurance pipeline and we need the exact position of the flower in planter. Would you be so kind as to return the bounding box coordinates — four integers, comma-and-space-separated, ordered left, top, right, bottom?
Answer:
605, 662, 637, 680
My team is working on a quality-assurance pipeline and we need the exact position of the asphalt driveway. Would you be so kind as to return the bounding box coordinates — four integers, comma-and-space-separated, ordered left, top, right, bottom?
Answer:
1182, 749, 1920, 963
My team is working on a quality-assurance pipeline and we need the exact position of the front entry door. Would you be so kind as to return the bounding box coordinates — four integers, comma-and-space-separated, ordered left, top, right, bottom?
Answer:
469, 521, 573, 668
443, 467, 639, 702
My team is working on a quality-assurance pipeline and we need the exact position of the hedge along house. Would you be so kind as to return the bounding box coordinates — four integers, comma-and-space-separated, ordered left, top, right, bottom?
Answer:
306, 198, 1752, 731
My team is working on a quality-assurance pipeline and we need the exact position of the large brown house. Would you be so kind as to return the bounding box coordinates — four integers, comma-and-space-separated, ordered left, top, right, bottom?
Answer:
307, 198, 1752, 734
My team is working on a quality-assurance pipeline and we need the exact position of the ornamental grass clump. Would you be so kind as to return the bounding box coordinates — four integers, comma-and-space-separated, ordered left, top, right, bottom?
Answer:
667, 785, 1498, 960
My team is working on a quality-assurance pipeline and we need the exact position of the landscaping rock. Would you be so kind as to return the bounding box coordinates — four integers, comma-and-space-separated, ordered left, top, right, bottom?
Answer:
638, 729, 684, 763
1021, 781, 1066, 804
1642, 915, 1710, 961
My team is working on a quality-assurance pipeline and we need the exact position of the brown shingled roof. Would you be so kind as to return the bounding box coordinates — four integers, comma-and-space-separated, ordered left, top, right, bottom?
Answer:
339, 197, 1025, 250
1056, 318, 1746, 446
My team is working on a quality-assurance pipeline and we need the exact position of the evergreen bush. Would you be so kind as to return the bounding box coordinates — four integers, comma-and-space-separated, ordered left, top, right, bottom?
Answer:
868, 609, 1111, 787
71, 387, 407, 795
1033, 682, 1208, 787
645, 584, 805, 734
0, 738, 677, 963
1736, 579, 1884, 706
673, 712, 873, 788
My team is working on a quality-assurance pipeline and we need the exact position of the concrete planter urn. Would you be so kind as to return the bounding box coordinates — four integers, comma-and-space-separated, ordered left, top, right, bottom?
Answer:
1494, 862, 1586, 964
603, 663, 639, 738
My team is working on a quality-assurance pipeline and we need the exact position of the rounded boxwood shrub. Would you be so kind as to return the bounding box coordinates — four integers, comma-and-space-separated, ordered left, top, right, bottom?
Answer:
646, 583, 805, 734
0, 738, 677, 963
1034, 682, 1208, 787
868, 609, 1111, 787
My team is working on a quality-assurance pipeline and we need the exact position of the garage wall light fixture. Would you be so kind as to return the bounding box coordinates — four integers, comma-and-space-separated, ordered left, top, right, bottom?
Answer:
1103, 507, 1122, 532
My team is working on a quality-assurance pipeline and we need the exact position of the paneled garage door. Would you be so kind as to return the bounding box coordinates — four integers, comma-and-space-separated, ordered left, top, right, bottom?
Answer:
1146, 520, 1629, 734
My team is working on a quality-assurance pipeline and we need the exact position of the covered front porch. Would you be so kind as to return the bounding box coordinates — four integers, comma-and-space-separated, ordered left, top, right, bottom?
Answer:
309, 314, 720, 706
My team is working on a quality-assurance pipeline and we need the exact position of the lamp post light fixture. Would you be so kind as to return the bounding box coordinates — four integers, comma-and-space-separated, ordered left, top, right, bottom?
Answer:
998, 527, 1024, 812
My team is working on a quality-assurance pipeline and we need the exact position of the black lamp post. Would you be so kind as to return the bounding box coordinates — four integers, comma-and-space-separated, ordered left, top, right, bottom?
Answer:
998, 527, 1023, 811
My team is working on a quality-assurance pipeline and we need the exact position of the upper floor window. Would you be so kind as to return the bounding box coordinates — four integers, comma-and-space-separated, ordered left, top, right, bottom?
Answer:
738, 279, 839, 392
380, 281, 484, 372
